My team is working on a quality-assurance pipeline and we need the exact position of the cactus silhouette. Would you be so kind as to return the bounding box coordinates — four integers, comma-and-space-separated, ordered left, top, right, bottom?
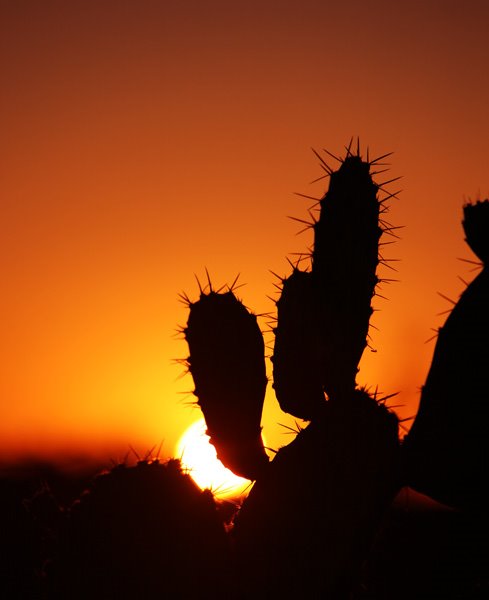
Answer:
272, 268, 323, 419
182, 280, 269, 480
404, 199, 489, 510
28, 145, 487, 599
272, 145, 397, 417
50, 459, 229, 599
233, 388, 399, 597
182, 141, 402, 596
309, 150, 383, 400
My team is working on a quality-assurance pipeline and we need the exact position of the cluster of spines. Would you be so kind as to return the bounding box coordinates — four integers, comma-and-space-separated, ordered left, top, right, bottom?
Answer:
271, 139, 401, 419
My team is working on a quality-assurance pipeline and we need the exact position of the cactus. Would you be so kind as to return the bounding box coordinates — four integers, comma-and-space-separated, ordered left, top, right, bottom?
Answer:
183, 283, 269, 480
404, 199, 489, 510
271, 268, 324, 419
463, 199, 489, 263
50, 459, 229, 599
272, 146, 396, 416
180, 142, 402, 596
20, 144, 486, 599
311, 150, 383, 400
233, 388, 400, 597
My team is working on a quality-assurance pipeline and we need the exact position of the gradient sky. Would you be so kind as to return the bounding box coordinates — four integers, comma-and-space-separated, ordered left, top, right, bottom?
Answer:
1, 0, 488, 465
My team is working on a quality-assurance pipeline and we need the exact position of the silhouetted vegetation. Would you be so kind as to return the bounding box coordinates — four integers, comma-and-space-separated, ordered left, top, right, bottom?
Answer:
1, 146, 487, 598
404, 200, 489, 511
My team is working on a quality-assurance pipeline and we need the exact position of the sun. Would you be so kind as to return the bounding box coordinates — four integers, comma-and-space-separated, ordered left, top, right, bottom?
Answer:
176, 418, 251, 499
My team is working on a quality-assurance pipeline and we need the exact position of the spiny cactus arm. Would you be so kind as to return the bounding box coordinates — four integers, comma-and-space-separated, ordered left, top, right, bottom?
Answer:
272, 144, 398, 418
312, 151, 383, 400
184, 289, 269, 480
53, 459, 230, 598
271, 268, 325, 420
404, 200, 489, 509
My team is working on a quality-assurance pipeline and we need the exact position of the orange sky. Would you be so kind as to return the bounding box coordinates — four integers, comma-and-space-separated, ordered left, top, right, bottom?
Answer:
1, 0, 488, 466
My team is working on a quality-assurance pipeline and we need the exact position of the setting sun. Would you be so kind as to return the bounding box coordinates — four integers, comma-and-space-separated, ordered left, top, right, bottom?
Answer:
176, 418, 252, 498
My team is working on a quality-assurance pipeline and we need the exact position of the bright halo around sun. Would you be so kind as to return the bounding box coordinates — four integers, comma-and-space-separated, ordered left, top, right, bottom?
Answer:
176, 418, 251, 499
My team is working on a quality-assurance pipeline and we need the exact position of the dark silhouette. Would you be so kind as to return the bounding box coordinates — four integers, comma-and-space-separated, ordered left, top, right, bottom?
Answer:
272, 150, 391, 417
404, 199, 489, 510
183, 141, 403, 596
50, 459, 229, 599
183, 284, 269, 480
0, 461, 95, 599
0, 477, 44, 598
2, 145, 487, 598
233, 389, 399, 598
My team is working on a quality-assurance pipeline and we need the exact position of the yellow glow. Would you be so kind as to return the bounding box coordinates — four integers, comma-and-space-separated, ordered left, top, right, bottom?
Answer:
176, 419, 251, 499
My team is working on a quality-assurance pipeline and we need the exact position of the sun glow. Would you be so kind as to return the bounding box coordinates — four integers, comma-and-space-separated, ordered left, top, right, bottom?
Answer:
176, 419, 251, 499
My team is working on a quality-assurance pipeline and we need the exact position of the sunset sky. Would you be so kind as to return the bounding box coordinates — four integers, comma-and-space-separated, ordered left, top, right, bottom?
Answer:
1, 0, 488, 466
